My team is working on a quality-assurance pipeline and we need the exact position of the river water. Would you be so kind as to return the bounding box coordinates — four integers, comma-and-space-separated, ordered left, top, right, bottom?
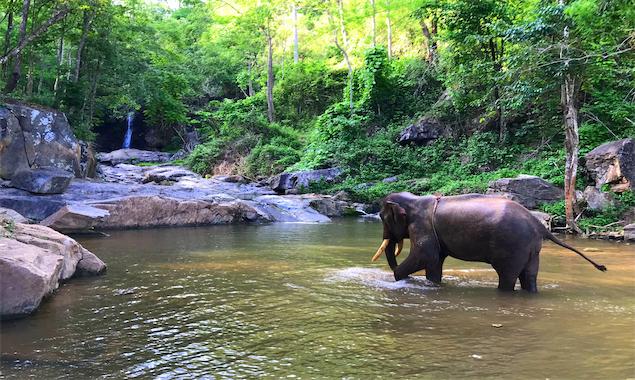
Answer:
1, 219, 634, 379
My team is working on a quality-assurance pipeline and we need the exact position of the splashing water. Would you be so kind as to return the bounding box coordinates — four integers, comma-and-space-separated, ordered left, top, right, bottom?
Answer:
122, 112, 134, 149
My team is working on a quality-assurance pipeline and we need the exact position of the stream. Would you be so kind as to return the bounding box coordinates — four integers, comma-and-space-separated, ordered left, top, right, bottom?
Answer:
1, 219, 634, 379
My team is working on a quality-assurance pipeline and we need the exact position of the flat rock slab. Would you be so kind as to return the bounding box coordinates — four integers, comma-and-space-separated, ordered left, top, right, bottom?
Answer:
625, 224, 635, 241
9, 167, 74, 194
99, 149, 174, 166
40, 204, 110, 233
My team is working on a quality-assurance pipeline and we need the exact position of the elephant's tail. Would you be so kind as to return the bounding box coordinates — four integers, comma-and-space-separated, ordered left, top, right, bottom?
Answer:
544, 230, 607, 272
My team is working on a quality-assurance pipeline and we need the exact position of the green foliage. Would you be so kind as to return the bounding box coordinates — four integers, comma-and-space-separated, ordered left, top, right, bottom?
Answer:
187, 139, 227, 174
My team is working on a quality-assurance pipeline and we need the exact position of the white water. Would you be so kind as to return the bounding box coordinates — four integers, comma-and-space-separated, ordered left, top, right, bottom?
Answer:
122, 112, 134, 149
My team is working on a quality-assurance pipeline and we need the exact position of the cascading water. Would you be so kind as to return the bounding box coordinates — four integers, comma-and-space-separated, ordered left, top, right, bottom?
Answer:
122, 112, 134, 149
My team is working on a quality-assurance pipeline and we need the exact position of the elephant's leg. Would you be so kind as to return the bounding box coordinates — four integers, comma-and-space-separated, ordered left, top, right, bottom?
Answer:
519, 254, 539, 292
492, 263, 520, 291
393, 239, 439, 281
425, 253, 447, 283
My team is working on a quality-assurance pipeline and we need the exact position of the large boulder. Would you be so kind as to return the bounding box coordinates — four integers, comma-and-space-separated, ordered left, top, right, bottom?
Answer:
39, 204, 110, 234
583, 186, 616, 211
624, 224, 635, 241
89, 195, 267, 229
0, 101, 85, 180
0, 221, 106, 319
269, 168, 342, 194
486, 174, 564, 209
0, 207, 28, 223
585, 138, 635, 192
398, 116, 448, 146
98, 149, 174, 166
9, 167, 74, 194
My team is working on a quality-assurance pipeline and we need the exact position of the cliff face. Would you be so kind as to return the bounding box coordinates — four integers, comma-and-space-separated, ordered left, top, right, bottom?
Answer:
0, 100, 95, 180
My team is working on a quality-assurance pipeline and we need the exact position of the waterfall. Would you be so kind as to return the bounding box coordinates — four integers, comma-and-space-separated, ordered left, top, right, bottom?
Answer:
122, 112, 134, 149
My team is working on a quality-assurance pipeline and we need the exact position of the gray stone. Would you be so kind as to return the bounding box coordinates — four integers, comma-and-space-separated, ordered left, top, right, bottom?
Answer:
583, 186, 616, 211
0, 101, 83, 180
143, 166, 198, 184
486, 174, 564, 209
382, 176, 399, 183
0, 207, 28, 223
10, 167, 74, 194
530, 211, 552, 230
39, 204, 110, 233
309, 198, 342, 217
624, 224, 635, 241
398, 116, 448, 146
269, 172, 295, 193
585, 138, 635, 192
98, 149, 174, 166
75, 248, 107, 276
0, 222, 105, 319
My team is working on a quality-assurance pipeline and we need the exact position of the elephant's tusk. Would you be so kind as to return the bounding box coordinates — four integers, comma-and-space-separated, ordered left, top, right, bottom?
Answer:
395, 240, 404, 257
372, 239, 390, 261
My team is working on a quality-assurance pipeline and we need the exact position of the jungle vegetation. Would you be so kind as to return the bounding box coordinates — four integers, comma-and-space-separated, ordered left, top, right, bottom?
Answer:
1, 0, 634, 233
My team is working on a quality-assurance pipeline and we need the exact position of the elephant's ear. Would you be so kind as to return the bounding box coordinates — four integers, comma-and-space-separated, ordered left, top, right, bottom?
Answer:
386, 201, 408, 225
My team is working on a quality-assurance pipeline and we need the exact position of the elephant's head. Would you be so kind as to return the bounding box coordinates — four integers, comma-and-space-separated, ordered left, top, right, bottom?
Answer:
372, 194, 413, 265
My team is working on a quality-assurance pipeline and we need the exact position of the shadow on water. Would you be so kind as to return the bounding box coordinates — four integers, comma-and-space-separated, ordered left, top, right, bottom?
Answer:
2, 219, 634, 379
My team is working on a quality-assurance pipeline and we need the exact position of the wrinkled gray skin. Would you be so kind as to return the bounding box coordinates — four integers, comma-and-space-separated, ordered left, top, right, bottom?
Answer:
379, 192, 606, 291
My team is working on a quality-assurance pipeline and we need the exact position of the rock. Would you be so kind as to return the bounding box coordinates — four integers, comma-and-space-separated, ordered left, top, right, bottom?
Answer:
398, 116, 448, 146
624, 224, 635, 241
0, 101, 84, 180
333, 191, 351, 201
90, 195, 267, 229
382, 176, 399, 183
355, 182, 376, 190
75, 248, 107, 276
0, 237, 63, 319
98, 149, 174, 166
9, 167, 74, 194
79, 141, 97, 178
585, 138, 635, 192
486, 175, 563, 209
269, 168, 342, 194
292, 168, 342, 190
39, 204, 110, 233
583, 186, 616, 211
309, 198, 342, 217
143, 166, 198, 184
0, 222, 105, 319
269, 172, 295, 193
0, 207, 28, 223
0, 191, 67, 220
530, 211, 552, 230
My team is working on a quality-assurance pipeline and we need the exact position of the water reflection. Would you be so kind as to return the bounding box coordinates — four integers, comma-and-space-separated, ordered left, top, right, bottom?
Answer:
1, 220, 634, 379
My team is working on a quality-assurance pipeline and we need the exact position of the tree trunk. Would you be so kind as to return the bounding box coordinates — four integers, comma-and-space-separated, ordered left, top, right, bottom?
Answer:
337, 0, 347, 46
37, 55, 43, 94
0, 4, 71, 66
371, 0, 376, 47
333, 28, 352, 111
562, 73, 583, 234
385, 0, 391, 57
247, 59, 254, 97
73, 9, 96, 83
266, 26, 275, 123
26, 50, 34, 95
88, 64, 101, 128
420, 20, 432, 62
53, 29, 64, 93
2, 5, 14, 77
293, 2, 299, 63
3, 0, 30, 93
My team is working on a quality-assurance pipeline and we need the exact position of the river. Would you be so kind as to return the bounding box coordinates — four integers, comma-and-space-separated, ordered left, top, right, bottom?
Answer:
1, 219, 634, 379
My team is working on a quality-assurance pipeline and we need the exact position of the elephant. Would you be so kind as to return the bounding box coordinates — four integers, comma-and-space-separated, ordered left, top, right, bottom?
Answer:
372, 192, 606, 291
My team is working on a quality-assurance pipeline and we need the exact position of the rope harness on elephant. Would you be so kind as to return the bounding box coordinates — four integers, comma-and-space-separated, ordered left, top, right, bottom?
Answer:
432, 196, 442, 253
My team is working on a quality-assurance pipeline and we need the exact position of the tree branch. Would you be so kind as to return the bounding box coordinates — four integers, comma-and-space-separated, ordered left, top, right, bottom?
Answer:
0, 4, 71, 66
